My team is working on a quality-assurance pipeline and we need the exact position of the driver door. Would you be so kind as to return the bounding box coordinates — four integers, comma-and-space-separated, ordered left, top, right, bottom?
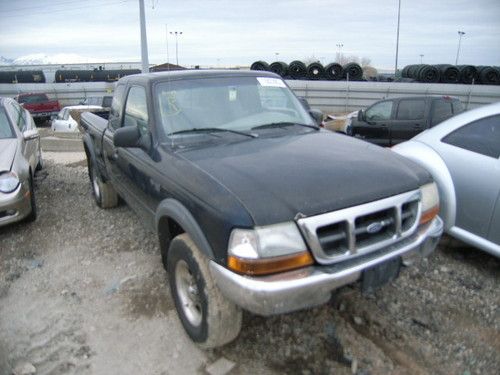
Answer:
356, 100, 394, 146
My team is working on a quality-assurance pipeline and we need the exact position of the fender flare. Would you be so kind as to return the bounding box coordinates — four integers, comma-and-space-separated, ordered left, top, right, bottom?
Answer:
82, 133, 97, 166
393, 141, 456, 230
155, 198, 215, 259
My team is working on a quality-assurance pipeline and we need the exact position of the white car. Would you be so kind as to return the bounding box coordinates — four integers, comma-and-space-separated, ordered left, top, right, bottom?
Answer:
393, 102, 500, 258
51, 105, 102, 132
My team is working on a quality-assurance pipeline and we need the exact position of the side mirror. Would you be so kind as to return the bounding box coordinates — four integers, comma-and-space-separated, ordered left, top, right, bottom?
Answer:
309, 109, 324, 126
23, 129, 39, 141
357, 110, 365, 122
114, 126, 151, 151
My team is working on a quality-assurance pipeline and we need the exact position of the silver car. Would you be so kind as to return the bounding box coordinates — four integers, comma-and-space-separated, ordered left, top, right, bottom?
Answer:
393, 102, 500, 258
0, 97, 42, 226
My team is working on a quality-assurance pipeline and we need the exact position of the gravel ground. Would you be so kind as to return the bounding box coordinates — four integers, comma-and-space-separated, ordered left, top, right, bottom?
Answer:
0, 152, 499, 375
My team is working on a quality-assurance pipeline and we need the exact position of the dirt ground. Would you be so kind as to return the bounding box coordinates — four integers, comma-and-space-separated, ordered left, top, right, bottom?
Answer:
0, 152, 499, 375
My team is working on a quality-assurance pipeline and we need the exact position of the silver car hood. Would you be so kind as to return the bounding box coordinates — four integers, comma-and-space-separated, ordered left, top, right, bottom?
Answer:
0, 139, 17, 172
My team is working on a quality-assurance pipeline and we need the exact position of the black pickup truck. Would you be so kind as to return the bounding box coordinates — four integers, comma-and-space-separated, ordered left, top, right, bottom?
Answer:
80, 70, 443, 348
349, 95, 464, 146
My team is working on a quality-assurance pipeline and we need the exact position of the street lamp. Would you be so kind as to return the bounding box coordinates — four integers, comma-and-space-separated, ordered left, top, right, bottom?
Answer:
336, 43, 343, 63
420, 54, 424, 64
169, 31, 183, 66
394, 0, 402, 75
455, 31, 465, 65
274, 52, 279, 61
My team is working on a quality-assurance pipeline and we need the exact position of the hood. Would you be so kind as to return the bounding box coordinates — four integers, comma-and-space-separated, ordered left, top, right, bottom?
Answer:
178, 131, 432, 225
0, 139, 17, 172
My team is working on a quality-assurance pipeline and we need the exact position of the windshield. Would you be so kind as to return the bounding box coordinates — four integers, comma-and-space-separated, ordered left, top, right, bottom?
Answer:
0, 109, 15, 139
155, 76, 314, 138
17, 94, 48, 104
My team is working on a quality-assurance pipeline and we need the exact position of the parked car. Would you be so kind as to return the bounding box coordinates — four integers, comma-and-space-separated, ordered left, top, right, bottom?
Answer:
0, 97, 42, 227
52, 105, 104, 132
349, 96, 464, 146
80, 70, 443, 348
79, 95, 113, 108
15, 93, 61, 123
393, 102, 500, 258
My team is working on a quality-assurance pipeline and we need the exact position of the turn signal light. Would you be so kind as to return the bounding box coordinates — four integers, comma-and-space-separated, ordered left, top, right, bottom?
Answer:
228, 251, 314, 276
420, 205, 439, 225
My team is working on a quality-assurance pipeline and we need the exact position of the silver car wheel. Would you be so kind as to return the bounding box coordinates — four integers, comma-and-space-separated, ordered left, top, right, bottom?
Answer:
175, 260, 202, 327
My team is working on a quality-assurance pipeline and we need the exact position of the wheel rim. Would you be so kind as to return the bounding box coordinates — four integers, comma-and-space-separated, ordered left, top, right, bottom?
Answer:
91, 168, 101, 201
175, 260, 202, 327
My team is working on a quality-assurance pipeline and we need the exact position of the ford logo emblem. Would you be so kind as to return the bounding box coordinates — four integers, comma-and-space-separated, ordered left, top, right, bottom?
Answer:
367, 221, 384, 234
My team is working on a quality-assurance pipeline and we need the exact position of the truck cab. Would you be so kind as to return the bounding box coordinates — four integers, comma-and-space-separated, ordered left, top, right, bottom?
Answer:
350, 96, 464, 146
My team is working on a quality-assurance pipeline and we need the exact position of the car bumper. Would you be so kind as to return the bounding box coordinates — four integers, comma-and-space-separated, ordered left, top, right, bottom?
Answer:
0, 181, 32, 227
210, 216, 443, 316
32, 111, 59, 118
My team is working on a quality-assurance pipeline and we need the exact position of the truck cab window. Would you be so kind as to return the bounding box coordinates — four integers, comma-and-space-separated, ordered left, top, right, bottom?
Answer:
396, 99, 425, 120
123, 86, 149, 136
366, 101, 393, 121
109, 85, 126, 130
431, 100, 453, 126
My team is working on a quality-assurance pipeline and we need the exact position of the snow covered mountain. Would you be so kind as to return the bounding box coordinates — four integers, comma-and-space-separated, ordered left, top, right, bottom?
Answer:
0, 56, 14, 66
1, 53, 101, 65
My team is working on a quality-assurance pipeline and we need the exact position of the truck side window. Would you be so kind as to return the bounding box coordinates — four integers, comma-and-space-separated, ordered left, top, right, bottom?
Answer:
365, 101, 393, 121
396, 99, 425, 120
452, 100, 464, 114
109, 85, 126, 130
431, 100, 453, 126
442, 115, 500, 159
123, 86, 149, 136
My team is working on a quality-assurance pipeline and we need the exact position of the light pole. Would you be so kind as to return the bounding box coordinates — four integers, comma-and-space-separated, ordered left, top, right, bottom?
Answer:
336, 43, 343, 63
420, 54, 424, 64
455, 31, 465, 65
394, 0, 401, 75
170, 31, 183, 66
138, 0, 149, 73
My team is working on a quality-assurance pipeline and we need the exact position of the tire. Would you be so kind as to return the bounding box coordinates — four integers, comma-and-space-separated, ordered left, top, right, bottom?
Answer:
36, 149, 43, 171
24, 174, 37, 223
167, 233, 242, 348
88, 160, 118, 209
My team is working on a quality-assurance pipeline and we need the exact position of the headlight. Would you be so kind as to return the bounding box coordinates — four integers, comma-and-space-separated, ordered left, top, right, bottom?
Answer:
0, 171, 20, 193
419, 182, 439, 224
228, 222, 313, 275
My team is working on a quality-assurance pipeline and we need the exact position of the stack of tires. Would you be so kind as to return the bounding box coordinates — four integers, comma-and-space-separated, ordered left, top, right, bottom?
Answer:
251, 60, 364, 81
401, 64, 500, 85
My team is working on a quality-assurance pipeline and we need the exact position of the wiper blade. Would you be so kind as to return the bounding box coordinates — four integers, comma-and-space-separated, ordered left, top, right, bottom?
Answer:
251, 122, 319, 131
168, 127, 258, 138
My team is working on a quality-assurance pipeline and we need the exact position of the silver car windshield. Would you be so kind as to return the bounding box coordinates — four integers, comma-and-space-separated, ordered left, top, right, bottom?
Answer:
155, 76, 314, 138
0, 109, 15, 139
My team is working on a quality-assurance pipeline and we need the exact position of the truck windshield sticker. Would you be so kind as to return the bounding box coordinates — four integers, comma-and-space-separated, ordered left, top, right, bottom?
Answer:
229, 87, 238, 101
257, 77, 286, 88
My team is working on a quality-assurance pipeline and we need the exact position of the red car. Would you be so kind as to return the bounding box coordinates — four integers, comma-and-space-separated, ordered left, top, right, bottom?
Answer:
15, 93, 61, 123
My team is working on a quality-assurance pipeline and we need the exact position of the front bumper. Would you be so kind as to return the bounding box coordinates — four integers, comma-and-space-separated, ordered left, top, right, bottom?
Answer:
0, 181, 32, 227
210, 216, 443, 316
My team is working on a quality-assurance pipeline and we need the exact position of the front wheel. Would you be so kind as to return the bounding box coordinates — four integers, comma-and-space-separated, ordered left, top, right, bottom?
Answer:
167, 233, 242, 348
24, 174, 37, 222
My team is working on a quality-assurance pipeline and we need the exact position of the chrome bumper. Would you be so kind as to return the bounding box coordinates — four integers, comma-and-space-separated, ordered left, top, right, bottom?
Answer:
210, 216, 443, 316
0, 181, 32, 227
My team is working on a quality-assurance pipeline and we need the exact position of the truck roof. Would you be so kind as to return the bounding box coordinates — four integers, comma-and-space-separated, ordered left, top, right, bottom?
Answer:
117, 69, 280, 85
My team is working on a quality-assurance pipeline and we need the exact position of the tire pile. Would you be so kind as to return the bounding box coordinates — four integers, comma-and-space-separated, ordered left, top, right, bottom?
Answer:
251, 60, 364, 81
402, 64, 500, 85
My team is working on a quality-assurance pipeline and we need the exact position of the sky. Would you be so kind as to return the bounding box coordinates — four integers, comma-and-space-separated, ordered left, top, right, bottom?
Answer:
1, 0, 499, 69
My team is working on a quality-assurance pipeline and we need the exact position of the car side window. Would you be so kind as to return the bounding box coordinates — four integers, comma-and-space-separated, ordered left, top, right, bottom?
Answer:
396, 99, 425, 120
431, 100, 453, 126
365, 101, 393, 121
108, 85, 126, 130
7, 101, 24, 131
123, 86, 149, 136
442, 115, 500, 159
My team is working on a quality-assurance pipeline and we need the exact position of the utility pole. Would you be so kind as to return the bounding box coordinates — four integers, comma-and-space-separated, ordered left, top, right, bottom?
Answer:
138, 0, 149, 73
394, 0, 401, 76
170, 31, 183, 66
165, 24, 170, 64
420, 54, 424, 64
455, 31, 465, 65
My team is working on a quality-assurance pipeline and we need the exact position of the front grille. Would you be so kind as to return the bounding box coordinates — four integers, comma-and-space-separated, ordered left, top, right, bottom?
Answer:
297, 190, 421, 265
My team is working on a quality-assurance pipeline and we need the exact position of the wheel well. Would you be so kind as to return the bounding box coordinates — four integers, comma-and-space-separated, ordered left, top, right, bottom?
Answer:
158, 216, 185, 259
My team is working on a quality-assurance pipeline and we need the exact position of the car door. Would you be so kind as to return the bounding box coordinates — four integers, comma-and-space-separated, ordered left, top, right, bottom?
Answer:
390, 98, 426, 145
104, 84, 159, 228
439, 114, 500, 243
354, 100, 393, 146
